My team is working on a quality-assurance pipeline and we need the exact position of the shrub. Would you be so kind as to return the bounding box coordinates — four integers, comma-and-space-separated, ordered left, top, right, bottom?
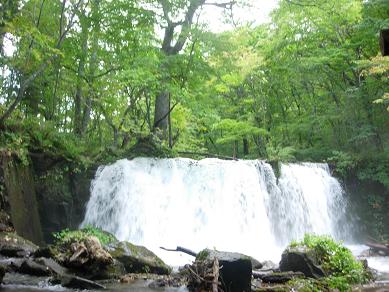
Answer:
290, 234, 370, 291
53, 225, 117, 246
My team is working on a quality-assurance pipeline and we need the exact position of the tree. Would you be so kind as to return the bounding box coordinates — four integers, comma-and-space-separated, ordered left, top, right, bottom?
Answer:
153, 0, 235, 140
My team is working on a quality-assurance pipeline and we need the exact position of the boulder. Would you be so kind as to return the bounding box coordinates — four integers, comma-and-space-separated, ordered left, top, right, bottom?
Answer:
55, 274, 105, 289
279, 247, 326, 279
34, 257, 69, 275
18, 258, 51, 276
0, 232, 38, 257
91, 259, 126, 280
250, 257, 263, 269
194, 249, 252, 292
106, 241, 171, 275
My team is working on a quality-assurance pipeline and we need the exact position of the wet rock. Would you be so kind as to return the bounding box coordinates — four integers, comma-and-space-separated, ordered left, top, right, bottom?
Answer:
56, 274, 106, 289
0, 232, 38, 257
261, 271, 305, 284
106, 241, 171, 275
92, 259, 126, 279
0, 256, 24, 272
34, 257, 69, 275
279, 247, 326, 279
251, 257, 263, 269
0, 265, 5, 283
193, 249, 252, 292
148, 274, 187, 288
149, 278, 170, 288
18, 258, 51, 276
33, 245, 58, 259
2, 272, 50, 287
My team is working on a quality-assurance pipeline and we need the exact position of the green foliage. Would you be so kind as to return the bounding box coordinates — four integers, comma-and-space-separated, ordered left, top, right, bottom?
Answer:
357, 153, 389, 189
327, 151, 357, 177
196, 249, 210, 261
212, 119, 267, 144
290, 234, 369, 290
53, 225, 117, 246
266, 145, 296, 162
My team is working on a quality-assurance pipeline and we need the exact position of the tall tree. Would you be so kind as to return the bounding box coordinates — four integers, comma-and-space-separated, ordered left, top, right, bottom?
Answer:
153, 0, 235, 140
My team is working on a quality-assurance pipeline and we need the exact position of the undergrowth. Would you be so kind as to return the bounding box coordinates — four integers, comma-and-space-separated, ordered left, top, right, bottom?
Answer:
289, 234, 371, 291
53, 225, 117, 246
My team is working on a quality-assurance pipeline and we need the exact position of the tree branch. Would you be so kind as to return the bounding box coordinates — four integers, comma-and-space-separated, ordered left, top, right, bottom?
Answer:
203, 1, 236, 8
154, 101, 179, 128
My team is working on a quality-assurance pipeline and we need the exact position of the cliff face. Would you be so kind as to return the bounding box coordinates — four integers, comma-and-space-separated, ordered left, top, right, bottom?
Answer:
0, 152, 96, 244
342, 172, 389, 241
0, 154, 44, 245
33, 163, 95, 243
30, 153, 96, 243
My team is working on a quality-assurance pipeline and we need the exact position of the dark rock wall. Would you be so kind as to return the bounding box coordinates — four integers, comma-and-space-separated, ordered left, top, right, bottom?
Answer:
33, 163, 96, 243
0, 154, 44, 245
341, 173, 389, 241
0, 153, 96, 245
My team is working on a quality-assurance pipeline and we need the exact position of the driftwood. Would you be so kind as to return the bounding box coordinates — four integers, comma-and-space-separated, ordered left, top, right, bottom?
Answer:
187, 257, 222, 292
212, 258, 219, 292
160, 246, 197, 257
366, 242, 389, 255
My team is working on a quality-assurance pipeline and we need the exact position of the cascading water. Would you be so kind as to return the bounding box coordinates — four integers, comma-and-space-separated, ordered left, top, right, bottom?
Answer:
81, 158, 352, 266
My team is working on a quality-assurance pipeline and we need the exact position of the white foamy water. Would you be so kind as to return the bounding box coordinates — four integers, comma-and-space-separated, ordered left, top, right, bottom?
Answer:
82, 158, 352, 266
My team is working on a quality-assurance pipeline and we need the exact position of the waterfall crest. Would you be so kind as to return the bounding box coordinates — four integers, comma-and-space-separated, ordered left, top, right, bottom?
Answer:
81, 158, 352, 265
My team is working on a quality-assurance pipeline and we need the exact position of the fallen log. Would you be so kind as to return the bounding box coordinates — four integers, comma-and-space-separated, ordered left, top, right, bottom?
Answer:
366, 242, 389, 255
160, 246, 197, 257
178, 151, 238, 161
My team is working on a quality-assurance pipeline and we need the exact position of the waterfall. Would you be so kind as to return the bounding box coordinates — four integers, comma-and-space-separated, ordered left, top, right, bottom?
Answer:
81, 158, 352, 266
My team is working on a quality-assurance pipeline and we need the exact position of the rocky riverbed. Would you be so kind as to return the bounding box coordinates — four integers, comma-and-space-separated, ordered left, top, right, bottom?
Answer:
1, 228, 389, 291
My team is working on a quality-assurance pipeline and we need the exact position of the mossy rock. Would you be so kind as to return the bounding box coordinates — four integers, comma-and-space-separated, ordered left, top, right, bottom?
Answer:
127, 135, 174, 159
0, 232, 38, 257
105, 241, 171, 275
279, 246, 326, 279
287, 278, 331, 292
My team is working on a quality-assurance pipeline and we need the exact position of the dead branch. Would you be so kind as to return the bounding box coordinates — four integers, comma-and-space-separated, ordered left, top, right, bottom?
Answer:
160, 246, 197, 257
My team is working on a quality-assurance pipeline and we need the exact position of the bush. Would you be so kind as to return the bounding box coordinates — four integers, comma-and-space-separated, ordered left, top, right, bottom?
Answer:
290, 234, 370, 291
53, 225, 117, 246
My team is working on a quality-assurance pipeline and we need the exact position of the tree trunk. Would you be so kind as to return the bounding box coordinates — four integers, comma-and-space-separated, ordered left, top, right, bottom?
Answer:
79, 0, 100, 136
154, 91, 170, 138
153, 0, 206, 139
74, 45, 87, 135
243, 138, 249, 155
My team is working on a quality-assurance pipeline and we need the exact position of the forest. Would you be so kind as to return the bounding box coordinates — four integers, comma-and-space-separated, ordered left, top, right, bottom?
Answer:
1, 0, 388, 160
0, 1, 389, 230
